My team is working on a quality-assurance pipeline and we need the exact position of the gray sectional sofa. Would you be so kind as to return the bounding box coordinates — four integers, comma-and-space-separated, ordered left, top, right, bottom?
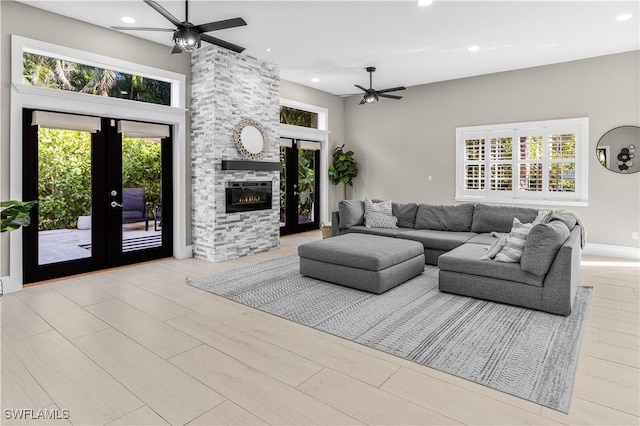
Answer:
331, 201, 582, 315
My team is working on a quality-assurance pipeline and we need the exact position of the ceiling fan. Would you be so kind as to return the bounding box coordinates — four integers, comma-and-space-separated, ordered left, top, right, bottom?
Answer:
111, 0, 246, 54
355, 67, 406, 104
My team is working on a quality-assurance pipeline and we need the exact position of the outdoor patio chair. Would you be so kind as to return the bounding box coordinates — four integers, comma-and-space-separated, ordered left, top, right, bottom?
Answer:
122, 188, 149, 231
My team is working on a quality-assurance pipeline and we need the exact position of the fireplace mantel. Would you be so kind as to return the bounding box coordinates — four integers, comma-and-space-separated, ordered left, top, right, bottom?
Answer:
221, 160, 280, 171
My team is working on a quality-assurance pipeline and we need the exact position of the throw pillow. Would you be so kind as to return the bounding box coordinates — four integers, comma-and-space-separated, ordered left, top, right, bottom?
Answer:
520, 221, 571, 276
550, 213, 578, 230
364, 198, 393, 217
494, 218, 533, 263
392, 202, 418, 228
365, 212, 398, 228
338, 200, 365, 230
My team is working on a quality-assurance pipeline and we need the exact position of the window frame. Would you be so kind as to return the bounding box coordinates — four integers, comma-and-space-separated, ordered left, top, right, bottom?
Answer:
455, 117, 589, 207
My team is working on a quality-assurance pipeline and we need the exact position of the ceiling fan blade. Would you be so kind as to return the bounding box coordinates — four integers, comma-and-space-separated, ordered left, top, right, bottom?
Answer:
359, 98, 366, 105
195, 18, 247, 33
375, 86, 407, 94
354, 85, 368, 93
144, 0, 183, 27
200, 34, 245, 53
378, 93, 403, 100
110, 26, 174, 32
171, 44, 184, 54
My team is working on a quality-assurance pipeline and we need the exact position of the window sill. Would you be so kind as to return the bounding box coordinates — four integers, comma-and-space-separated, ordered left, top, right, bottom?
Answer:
454, 196, 588, 208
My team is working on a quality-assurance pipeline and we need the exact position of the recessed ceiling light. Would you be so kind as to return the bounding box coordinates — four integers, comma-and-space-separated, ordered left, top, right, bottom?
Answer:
616, 13, 633, 22
266, 48, 272, 52
121, 16, 136, 24
417, 0, 433, 6
311, 78, 320, 83
468, 45, 480, 52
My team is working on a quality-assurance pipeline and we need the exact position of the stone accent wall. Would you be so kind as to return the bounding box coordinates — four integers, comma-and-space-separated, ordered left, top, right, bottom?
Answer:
191, 45, 280, 261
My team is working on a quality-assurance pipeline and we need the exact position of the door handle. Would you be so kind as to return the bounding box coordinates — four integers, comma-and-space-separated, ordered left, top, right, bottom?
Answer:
111, 201, 123, 208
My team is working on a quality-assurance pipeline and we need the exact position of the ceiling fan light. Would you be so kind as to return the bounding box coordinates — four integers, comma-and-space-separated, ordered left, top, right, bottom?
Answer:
363, 92, 378, 103
173, 27, 201, 52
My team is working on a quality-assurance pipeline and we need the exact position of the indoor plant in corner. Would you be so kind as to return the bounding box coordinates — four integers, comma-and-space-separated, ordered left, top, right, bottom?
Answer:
1, 200, 37, 296
328, 144, 359, 200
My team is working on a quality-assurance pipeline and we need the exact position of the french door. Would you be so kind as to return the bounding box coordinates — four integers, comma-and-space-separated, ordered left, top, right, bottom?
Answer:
280, 138, 321, 235
22, 109, 173, 284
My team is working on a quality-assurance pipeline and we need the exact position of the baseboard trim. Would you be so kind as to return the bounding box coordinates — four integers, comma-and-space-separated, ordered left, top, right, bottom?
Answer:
583, 243, 640, 260
0, 275, 20, 295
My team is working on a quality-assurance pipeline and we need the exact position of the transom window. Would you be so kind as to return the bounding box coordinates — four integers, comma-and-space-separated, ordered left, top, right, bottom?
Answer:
279, 106, 318, 129
23, 52, 172, 106
456, 118, 589, 206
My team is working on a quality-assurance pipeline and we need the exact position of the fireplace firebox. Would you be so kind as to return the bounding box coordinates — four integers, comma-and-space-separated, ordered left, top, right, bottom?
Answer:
225, 181, 272, 213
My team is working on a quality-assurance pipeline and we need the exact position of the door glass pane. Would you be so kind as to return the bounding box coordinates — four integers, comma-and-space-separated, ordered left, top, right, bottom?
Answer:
297, 147, 317, 225
121, 135, 162, 252
37, 127, 92, 265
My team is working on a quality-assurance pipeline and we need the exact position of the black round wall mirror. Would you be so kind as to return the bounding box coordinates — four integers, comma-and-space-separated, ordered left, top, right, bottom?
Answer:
596, 126, 640, 174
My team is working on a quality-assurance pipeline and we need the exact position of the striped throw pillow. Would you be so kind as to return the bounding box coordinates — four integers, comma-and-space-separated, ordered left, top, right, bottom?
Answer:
364, 198, 393, 217
494, 218, 533, 263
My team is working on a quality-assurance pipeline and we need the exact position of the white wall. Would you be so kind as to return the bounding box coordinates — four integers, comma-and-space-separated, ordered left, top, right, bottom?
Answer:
0, 1, 191, 275
344, 51, 640, 248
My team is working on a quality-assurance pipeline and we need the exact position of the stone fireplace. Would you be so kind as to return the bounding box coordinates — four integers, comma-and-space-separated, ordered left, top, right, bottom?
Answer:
191, 45, 280, 262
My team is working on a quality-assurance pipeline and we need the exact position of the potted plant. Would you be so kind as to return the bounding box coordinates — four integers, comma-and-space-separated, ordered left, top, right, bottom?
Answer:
1, 200, 36, 296
328, 144, 359, 200
1, 200, 37, 233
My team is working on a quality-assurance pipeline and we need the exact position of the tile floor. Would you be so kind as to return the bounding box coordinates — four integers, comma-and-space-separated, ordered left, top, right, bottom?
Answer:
1, 231, 639, 425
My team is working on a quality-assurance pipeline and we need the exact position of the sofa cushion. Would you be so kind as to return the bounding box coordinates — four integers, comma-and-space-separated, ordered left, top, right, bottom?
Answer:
365, 212, 398, 228
396, 229, 476, 251
471, 203, 539, 233
338, 199, 365, 229
466, 233, 498, 245
344, 226, 413, 238
438, 243, 544, 287
494, 219, 533, 263
298, 233, 424, 271
392, 202, 418, 228
520, 221, 571, 276
415, 203, 474, 231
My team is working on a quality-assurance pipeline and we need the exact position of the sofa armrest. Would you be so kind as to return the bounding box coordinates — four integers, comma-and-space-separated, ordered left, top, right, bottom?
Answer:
331, 211, 341, 237
541, 225, 582, 315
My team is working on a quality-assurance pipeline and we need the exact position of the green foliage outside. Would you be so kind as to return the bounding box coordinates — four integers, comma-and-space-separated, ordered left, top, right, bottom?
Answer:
38, 128, 161, 231
1, 200, 37, 233
297, 150, 316, 220
328, 144, 358, 200
279, 147, 316, 223
280, 106, 318, 128
23, 52, 170, 106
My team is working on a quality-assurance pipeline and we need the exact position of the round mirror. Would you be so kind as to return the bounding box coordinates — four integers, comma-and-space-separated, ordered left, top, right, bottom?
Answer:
240, 125, 264, 154
233, 118, 269, 160
596, 126, 640, 174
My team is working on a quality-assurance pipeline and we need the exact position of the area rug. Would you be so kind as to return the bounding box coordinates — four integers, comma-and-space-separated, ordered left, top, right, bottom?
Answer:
187, 255, 592, 413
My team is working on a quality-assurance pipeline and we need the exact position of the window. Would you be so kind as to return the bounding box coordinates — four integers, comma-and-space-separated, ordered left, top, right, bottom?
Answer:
279, 106, 318, 129
456, 118, 588, 206
23, 52, 172, 106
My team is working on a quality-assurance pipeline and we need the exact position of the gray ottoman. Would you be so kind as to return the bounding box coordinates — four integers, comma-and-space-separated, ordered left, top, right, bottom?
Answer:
298, 233, 425, 294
